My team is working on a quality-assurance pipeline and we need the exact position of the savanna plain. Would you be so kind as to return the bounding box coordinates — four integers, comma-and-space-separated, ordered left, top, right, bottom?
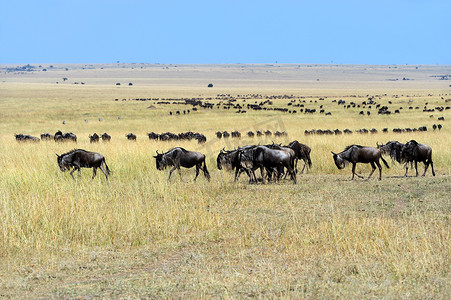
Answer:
0, 64, 450, 298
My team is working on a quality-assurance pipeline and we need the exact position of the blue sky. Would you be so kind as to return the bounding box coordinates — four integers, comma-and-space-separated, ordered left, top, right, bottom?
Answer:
0, 0, 450, 64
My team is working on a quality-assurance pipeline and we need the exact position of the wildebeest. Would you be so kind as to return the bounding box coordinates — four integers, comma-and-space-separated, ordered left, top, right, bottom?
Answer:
56, 149, 110, 181
15, 134, 40, 142
126, 133, 136, 140
377, 141, 405, 164
286, 140, 312, 174
40, 133, 54, 141
402, 140, 435, 177
89, 133, 100, 143
217, 146, 253, 181
231, 131, 241, 138
54, 130, 77, 142
378, 140, 435, 177
154, 147, 210, 181
101, 133, 111, 142
238, 146, 296, 184
332, 145, 389, 180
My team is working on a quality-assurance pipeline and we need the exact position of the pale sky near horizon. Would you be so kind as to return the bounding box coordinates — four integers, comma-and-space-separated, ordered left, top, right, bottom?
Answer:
0, 0, 450, 65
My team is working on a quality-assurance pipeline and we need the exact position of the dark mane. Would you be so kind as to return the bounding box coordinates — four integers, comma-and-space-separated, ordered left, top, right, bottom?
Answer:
172, 147, 188, 153
60, 148, 87, 156
343, 145, 362, 152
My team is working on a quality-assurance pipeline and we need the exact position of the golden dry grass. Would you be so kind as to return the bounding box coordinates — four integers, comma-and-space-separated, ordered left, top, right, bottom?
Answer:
0, 64, 450, 298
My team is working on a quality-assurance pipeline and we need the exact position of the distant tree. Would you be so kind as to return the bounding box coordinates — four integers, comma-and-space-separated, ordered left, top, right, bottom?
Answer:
62, 77, 68, 82
128, 82, 133, 86
208, 83, 213, 88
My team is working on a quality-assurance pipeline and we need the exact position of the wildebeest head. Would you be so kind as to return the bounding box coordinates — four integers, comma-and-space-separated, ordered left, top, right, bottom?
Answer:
56, 154, 71, 171
216, 148, 231, 170
153, 151, 169, 170
331, 152, 345, 169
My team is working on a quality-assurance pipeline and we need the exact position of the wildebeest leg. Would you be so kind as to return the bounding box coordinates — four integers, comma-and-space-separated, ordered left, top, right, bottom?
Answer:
351, 163, 363, 180
404, 163, 409, 177
286, 164, 296, 184
415, 161, 419, 177
92, 167, 97, 180
300, 160, 307, 174
368, 162, 376, 179
374, 160, 383, 180
194, 164, 200, 181
99, 164, 109, 181
69, 167, 77, 179
260, 167, 266, 184
168, 166, 178, 180
234, 167, 241, 182
430, 160, 436, 176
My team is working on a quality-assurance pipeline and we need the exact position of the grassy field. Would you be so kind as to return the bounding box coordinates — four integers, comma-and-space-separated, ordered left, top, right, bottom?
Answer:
0, 64, 450, 298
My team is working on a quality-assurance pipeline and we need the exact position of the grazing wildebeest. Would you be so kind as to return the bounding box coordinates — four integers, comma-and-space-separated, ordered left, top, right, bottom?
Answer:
154, 147, 210, 181
286, 140, 312, 174
89, 133, 100, 143
126, 133, 136, 140
56, 149, 110, 181
402, 140, 435, 177
216, 131, 223, 139
332, 145, 389, 180
40, 133, 54, 141
101, 132, 111, 142
15, 134, 40, 142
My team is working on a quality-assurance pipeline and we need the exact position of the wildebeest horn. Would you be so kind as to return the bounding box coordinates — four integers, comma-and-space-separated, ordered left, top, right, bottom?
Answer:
156, 150, 160, 155
331, 151, 336, 155
56, 153, 60, 157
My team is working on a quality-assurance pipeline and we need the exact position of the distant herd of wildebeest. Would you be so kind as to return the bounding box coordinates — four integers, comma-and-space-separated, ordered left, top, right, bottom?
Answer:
15, 130, 436, 183
13, 93, 447, 182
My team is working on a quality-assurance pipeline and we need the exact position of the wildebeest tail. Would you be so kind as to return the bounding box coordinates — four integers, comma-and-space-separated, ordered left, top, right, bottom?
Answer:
202, 159, 210, 180
103, 158, 111, 175
301, 148, 312, 168
306, 153, 312, 168
380, 156, 390, 169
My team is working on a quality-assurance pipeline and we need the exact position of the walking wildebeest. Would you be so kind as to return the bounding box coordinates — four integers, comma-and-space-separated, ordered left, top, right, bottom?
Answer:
56, 149, 110, 181
238, 146, 297, 184
286, 140, 312, 174
264, 143, 296, 179
378, 140, 435, 177
402, 140, 435, 177
217, 146, 253, 182
154, 147, 210, 181
332, 145, 389, 180
89, 133, 100, 143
